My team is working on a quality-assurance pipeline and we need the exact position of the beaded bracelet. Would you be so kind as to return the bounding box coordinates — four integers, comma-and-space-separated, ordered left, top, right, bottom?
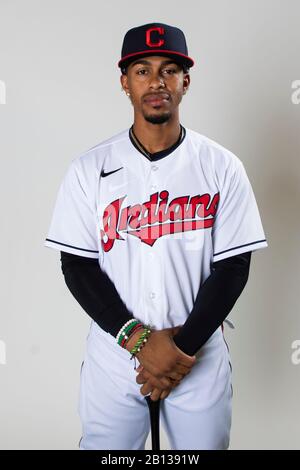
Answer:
116, 319, 137, 343
117, 323, 138, 346
120, 324, 144, 349
130, 326, 152, 360
116, 319, 141, 346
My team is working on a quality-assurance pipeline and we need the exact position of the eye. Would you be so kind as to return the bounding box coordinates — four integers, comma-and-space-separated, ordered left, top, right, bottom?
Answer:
136, 69, 147, 75
162, 68, 177, 75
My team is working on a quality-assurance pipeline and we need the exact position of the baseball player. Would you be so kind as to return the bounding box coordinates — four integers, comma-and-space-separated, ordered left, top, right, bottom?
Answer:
44, 22, 268, 450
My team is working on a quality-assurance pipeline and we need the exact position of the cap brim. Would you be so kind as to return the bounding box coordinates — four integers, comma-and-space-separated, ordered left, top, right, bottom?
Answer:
118, 50, 194, 69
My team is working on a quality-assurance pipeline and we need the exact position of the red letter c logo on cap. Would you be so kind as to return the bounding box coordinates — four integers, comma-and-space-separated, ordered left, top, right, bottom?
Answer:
146, 27, 165, 47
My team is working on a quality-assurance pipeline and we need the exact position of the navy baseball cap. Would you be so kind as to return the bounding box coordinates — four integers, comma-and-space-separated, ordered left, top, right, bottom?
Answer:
118, 22, 194, 71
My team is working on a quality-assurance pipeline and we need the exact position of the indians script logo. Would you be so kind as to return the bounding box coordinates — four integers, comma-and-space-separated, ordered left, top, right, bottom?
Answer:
100, 190, 220, 252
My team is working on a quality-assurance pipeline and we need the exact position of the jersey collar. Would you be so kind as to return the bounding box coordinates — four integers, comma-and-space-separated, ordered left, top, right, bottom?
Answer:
129, 124, 186, 161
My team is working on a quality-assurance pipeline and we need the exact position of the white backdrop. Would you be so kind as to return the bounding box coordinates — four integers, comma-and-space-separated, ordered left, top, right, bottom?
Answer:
0, 0, 299, 449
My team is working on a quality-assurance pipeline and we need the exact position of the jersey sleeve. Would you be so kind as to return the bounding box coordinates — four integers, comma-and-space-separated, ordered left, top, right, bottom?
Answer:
212, 159, 268, 262
44, 158, 99, 259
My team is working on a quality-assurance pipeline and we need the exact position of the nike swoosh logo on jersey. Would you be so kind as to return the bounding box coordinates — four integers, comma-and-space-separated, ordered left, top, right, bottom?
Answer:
101, 167, 123, 178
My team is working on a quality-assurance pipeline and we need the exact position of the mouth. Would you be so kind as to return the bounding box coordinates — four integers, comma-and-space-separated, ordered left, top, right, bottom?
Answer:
144, 93, 170, 106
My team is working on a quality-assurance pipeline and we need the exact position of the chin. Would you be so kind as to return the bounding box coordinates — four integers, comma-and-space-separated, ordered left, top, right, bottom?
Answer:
143, 112, 171, 125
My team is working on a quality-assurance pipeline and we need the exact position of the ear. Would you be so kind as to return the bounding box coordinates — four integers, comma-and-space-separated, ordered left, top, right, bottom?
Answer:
120, 74, 129, 95
183, 73, 190, 94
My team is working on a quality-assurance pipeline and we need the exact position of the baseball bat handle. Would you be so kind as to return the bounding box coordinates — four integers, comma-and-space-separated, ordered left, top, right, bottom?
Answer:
145, 395, 161, 451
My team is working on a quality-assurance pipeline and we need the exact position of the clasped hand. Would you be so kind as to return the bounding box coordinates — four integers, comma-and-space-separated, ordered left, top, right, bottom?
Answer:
134, 326, 196, 401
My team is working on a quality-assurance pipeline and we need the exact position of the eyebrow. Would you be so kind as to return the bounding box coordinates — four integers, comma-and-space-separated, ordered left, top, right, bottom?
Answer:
130, 59, 179, 68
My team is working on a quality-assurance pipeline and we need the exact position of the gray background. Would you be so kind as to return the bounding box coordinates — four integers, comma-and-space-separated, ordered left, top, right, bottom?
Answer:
0, 0, 299, 449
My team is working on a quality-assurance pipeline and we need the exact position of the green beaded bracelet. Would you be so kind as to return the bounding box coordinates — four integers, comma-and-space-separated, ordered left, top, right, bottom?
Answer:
130, 326, 152, 359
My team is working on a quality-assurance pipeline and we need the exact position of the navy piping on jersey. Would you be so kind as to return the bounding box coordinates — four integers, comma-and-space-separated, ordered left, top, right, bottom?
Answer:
129, 124, 186, 161
213, 239, 267, 257
45, 238, 98, 254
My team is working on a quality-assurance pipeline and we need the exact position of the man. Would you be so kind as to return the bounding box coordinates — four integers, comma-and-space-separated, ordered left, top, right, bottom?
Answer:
44, 22, 268, 450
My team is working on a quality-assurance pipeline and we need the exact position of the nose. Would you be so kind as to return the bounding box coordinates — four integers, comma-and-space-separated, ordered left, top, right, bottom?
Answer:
149, 72, 165, 89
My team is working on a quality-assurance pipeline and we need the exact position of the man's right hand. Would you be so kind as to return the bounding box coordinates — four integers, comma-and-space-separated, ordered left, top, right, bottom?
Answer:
126, 326, 196, 380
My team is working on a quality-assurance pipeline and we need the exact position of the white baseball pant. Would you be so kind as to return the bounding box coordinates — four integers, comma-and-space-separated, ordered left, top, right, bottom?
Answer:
78, 322, 233, 450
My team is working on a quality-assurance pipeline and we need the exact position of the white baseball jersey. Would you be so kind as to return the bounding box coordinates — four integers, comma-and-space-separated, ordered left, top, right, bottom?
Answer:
44, 126, 268, 431
45, 126, 268, 327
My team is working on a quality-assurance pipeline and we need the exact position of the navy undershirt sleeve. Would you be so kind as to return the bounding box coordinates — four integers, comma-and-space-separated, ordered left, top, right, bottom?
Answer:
60, 252, 134, 337
60, 250, 251, 353
172, 251, 251, 356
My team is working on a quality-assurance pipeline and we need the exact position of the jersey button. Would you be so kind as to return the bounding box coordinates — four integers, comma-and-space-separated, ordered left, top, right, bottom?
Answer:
149, 292, 156, 299
150, 184, 157, 191
151, 165, 159, 172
